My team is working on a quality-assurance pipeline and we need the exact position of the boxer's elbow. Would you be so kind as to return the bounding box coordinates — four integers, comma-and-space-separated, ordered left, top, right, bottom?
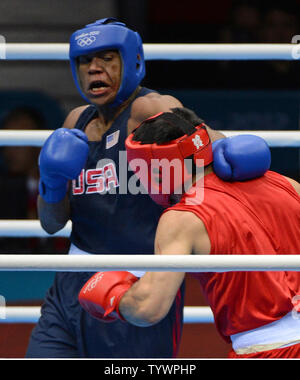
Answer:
120, 292, 169, 327
129, 304, 166, 327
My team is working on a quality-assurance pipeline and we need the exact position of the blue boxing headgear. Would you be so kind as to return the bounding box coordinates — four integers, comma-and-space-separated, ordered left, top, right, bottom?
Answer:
69, 18, 145, 108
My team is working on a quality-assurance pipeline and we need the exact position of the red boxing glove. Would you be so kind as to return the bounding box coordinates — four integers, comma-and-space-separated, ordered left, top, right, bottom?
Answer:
78, 271, 138, 322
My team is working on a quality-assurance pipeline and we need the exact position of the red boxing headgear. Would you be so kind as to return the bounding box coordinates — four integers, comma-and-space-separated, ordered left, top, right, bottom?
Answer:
125, 112, 213, 207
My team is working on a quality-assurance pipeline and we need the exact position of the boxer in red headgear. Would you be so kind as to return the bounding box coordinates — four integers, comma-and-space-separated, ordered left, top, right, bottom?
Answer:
79, 107, 300, 358
125, 111, 212, 207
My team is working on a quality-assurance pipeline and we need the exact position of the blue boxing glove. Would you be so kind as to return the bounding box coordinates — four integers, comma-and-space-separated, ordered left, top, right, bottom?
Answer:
212, 135, 271, 181
39, 128, 89, 203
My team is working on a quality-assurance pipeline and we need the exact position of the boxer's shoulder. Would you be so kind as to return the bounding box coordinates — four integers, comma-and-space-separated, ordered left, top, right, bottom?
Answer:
155, 210, 210, 255
283, 176, 300, 196
132, 92, 182, 117
62, 105, 90, 129
128, 93, 183, 135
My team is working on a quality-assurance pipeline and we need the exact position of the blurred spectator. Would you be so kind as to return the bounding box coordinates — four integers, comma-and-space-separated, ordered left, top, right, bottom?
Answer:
0, 107, 42, 220
260, 6, 298, 43
256, 5, 300, 87
217, 2, 300, 89
219, 2, 261, 43
0, 107, 68, 253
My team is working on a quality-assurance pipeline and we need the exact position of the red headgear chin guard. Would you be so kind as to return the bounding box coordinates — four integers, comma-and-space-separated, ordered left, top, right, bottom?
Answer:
125, 112, 213, 207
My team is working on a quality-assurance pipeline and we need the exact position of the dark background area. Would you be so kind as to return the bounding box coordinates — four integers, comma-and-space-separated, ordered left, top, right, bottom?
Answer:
124, 0, 300, 90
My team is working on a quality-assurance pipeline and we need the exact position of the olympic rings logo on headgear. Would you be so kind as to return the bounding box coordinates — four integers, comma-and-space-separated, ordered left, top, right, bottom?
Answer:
77, 35, 96, 47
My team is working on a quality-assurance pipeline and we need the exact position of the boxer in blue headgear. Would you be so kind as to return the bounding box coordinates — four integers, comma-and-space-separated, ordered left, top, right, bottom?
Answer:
69, 18, 145, 108
28, 16, 272, 359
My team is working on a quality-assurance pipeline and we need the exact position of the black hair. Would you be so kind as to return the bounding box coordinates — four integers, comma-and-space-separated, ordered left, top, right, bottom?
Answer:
132, 107, 204, 145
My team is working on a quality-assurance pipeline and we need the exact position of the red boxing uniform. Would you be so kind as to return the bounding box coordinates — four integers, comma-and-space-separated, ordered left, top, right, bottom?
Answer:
169, 171, 300, 358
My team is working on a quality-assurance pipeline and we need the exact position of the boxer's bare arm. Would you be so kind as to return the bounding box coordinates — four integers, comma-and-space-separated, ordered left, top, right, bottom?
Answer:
38, 107, 86, 234
119, 210, 210, 326
62, 106, 89, 129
